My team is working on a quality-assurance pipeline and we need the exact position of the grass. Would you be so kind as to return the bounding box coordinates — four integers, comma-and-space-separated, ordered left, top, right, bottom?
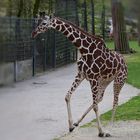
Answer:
100, 96, 140, 121
81, 95, 140, 128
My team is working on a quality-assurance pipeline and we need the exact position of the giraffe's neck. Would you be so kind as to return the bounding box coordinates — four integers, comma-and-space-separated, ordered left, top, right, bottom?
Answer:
50, 17, 105, 55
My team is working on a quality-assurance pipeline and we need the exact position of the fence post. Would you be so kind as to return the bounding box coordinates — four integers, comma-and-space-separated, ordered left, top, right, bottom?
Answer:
14, 61, 17, 82
42, 38, 46, 71
32, 40, 36, 76
52, 31, 56, 68
91, 0, 95, 35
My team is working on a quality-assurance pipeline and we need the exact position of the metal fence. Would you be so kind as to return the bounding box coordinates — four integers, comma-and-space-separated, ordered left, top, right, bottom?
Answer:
0, 0, 78, 84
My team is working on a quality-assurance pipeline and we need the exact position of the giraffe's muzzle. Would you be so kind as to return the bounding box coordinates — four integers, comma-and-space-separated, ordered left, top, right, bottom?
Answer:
31, 31, 37, 38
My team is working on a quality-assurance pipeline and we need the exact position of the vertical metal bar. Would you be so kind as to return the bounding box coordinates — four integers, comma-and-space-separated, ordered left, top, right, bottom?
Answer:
83, 0, 88, 31
52, 30, 56, 68
43, 38, 47, 71
75, 0, 79, 26
101, 0, 105, 40
14, 61, 17, 82
91, 0, 95, 35
32, 40, 35, 76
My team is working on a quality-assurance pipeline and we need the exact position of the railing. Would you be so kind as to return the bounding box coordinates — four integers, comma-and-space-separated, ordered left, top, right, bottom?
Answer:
0, 16, 77, 84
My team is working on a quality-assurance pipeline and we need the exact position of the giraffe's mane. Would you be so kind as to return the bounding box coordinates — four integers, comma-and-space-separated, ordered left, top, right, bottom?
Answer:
55, 17, 103, 41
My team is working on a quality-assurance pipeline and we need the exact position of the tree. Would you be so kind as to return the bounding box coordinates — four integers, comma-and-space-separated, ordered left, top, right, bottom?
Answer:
130, 0, 140, 46
33, 0, 41, 17
111, 0, 130, 54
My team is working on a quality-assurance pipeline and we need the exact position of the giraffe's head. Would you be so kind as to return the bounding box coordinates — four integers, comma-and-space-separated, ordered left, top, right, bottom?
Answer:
32, 14, 53, 38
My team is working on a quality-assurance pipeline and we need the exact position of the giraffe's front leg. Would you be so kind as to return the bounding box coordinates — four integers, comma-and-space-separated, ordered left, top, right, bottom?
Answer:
65, 73, 84, 132
65, 93, 75, 132
93, 103, 111, 137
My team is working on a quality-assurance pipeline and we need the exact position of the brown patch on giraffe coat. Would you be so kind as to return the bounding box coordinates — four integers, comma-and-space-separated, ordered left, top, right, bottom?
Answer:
89, 44, 96, 53
56, 20, 62, 24
101, 68, 112, 76
87, 37, 92, 43
100, 64, 106, 71
87, 69, 91, 75
83, 64, 88, 73
56, 25, 60, 31
83, 40, 89, 47
74, 39, 81, 47
61, 25, 65, 32
77, 61, 83, 71
88, 73, 94, 79
63, 30, 69, 36
114, 58, 118, 67
69, 34, 75, 41
109, 74, 112, 78
98, 42, 103, 50
65, 24, 69, 28
86, 55, 93, 66
52, 23, 56, 27
80, 48, 88, 54
73, 32, 79, 38
106, 59, 113, 68
94, 49, 102, 59
67, 27, 72, 32
92, 64, 99, 73
80, 33, 85, 39
116, 54, 121, 62
112, 68, 116, 75
102, 53, 106, 59
95, 57, 105, 67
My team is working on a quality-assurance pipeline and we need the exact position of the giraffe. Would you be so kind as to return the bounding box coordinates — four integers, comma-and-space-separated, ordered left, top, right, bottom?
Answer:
32, 15, 127, 137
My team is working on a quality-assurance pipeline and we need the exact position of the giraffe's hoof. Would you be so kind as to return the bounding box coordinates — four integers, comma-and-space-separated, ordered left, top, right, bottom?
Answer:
98, 132, 111, 137
73, 123, 79, 127
69, 127, 75, 132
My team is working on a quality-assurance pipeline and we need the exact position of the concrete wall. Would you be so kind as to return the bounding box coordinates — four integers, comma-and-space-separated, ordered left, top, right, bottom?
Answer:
0, 63, 14, 86
0, 59, 33, 85
15, 59, 33, 81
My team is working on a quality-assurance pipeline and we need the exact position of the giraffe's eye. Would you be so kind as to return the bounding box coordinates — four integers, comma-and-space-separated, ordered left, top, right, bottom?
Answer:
42, 23, 46, 25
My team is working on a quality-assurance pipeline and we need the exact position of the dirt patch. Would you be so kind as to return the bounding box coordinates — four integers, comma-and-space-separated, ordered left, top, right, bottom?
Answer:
60, 121, 140, 140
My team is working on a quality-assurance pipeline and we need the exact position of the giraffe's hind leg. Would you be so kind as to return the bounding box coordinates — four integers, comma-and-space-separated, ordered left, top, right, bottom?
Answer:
111, 76, 126, 123
65, 73, 84, 132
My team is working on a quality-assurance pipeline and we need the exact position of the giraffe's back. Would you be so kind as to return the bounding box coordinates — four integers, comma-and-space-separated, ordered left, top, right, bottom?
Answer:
77, 49, 127, 83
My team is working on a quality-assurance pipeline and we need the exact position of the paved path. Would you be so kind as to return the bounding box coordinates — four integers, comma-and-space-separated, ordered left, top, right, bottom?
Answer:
61, 121, 140, 140
0, 63, 139, 140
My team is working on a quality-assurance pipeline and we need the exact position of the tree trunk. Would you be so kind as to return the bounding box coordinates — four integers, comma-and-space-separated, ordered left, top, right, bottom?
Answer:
17, 0, 23, 17
138, 16, 140, 46
33, 0, 41, 17
111, 0, 130, 54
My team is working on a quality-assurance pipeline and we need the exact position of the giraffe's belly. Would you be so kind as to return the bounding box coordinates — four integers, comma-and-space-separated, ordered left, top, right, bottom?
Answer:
77, 58, 117, 82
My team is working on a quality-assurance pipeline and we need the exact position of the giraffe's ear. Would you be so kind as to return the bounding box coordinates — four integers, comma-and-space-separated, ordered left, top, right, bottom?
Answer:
49, 13, 54, 19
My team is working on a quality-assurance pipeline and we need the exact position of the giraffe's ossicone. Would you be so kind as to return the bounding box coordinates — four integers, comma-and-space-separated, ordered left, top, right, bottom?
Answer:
32, 15, 127, 137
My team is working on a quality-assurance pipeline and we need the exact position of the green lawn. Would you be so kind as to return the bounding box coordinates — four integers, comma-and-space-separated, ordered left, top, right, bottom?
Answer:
100, 96, 140, 121
81, 96, 140, 128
